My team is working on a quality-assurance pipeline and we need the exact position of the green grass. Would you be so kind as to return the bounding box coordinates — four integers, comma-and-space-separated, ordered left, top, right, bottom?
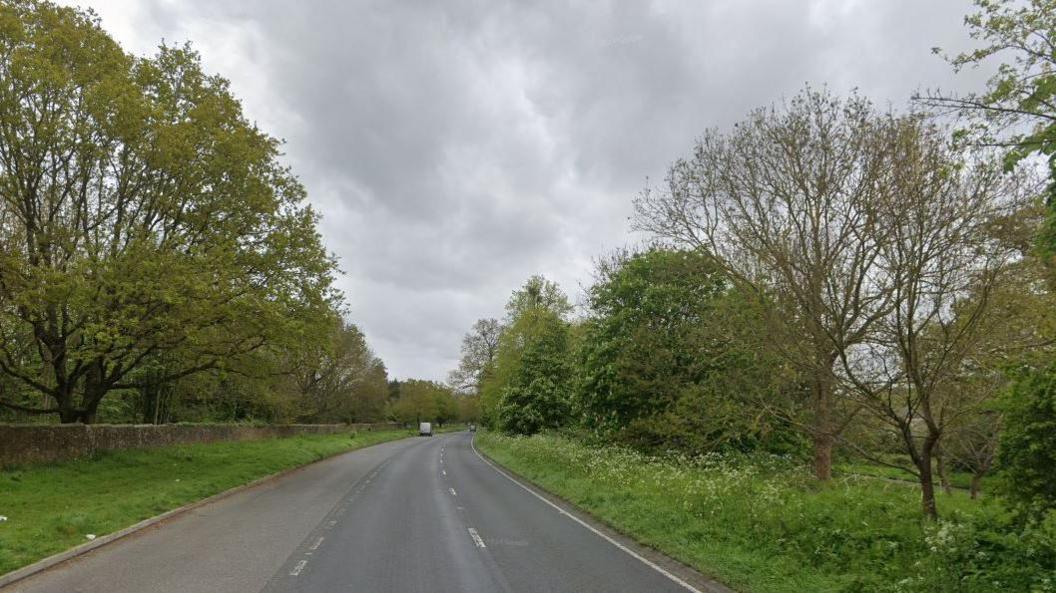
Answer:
0, 429, 411, 575
477, 432, 1051, 593
834, 460, 994, 493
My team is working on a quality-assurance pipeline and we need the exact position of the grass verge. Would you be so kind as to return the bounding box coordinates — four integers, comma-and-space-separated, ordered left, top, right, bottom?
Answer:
0, 429, 410, 575
476, 432, 1051, 593
834, 460, 994, 494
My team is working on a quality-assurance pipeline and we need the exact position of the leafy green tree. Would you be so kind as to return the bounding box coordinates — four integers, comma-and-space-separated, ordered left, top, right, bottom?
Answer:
504, 275, 572, 321
292, 319, 389, 424
999, 366, 1056, 519
579, 249, 726, 431
578, 248, 796, 453
493, 308, 574, 435
0, 1, 336, 422
457, 393, 481, 423
433, 386, 459, 427
481, 276, 576, 434
388, 379, 453, 426
924, 0, 1056, 254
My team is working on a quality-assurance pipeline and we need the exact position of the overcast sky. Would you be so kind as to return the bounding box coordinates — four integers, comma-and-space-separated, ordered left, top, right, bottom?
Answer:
63, 0, 990, 380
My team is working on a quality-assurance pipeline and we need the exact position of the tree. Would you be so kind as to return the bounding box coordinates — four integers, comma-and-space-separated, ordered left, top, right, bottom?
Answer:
292, 319, 389, 424
388, 379, 453, 426
946, 410, 1001, 500
457, 393, 481, 424
998, 364, 1056, 519
577, 247, 796, 452
481, 276, 575, 434
448, 318, 502, 393
0, 1, 337, 422
635, 88, 897, 480
835, 116, 1024, 518
433, 386, 458, 427
504, 275, 572, 322
493, 308, 574, 435
921, 0, 1056, 255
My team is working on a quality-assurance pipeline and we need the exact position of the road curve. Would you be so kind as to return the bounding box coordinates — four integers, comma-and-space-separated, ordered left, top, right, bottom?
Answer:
5, 433, 699, 593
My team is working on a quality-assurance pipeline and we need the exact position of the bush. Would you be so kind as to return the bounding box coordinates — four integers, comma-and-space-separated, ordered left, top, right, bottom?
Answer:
998, 365, 1056, 519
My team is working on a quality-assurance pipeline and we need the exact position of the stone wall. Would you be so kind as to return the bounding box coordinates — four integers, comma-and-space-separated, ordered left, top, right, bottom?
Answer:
0, 422, 403, 467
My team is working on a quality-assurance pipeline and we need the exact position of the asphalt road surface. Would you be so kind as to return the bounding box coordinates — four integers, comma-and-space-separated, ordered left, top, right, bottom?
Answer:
5, 433, 708, 593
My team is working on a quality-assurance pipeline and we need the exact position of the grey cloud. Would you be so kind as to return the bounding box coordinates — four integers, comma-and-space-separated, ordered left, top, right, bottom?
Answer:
70, 0, 988, 379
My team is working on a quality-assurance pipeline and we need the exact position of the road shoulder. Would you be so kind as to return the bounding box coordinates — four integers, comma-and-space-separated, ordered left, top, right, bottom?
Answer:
470, 436, 738, 593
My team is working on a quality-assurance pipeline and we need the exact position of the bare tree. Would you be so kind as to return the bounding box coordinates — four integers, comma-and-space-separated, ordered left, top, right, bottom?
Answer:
836, 117, 1027, 517
448, 318, 503, 394
946, 409, 1001, 500
635, 89, 897, 480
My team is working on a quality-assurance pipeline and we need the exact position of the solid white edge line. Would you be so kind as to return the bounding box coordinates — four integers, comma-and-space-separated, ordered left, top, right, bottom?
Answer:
470, 436, 705, 593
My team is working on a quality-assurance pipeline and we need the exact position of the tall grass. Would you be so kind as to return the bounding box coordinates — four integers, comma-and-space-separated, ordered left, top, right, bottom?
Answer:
477, 432, 1055, 593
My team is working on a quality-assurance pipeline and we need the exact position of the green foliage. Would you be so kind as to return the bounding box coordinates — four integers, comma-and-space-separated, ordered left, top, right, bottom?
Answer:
387, 379, 458, 425
998, 365, 1056, 520
290, 319, 390, 424
481, 275, 575, 434
478, 432, 1056, 593
504, 274, 572, 322
577, 248, 801, 454
495, 309, 574, 434
0, 1, 338, 423
940, 0, 1056, 254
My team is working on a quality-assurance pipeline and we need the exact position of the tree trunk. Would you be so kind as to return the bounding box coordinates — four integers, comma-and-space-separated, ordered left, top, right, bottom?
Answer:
141, 385, 158, 424
936, 444, 953, 496
970, 472, 983, 500
813, 431, 834, 481
918, 437, 939, 519
812, 374, 834, 481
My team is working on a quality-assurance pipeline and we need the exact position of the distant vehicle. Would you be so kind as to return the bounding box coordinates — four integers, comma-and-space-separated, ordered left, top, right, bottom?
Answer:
419, 422, 433, 436
468, 424, 476, 432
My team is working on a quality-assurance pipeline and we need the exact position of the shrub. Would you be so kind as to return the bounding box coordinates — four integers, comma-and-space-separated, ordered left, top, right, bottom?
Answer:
998, 365, 1056, 520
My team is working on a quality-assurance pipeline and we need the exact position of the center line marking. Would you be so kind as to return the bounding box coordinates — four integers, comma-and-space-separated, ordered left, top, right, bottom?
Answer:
468, 527, 486, 548
289, 559, 308, 576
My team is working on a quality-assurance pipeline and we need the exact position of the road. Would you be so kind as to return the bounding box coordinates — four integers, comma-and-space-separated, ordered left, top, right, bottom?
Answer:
5, 433, 712, 593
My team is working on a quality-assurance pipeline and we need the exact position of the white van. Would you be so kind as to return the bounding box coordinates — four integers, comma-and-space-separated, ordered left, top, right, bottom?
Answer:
419, 422, 433, 436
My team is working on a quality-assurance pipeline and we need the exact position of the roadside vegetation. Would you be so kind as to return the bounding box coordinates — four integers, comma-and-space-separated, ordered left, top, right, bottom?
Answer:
0, 0, 478, 429
477, 433, 1053, 593
453, 1, 1056, 590
0, 429, 411, 574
